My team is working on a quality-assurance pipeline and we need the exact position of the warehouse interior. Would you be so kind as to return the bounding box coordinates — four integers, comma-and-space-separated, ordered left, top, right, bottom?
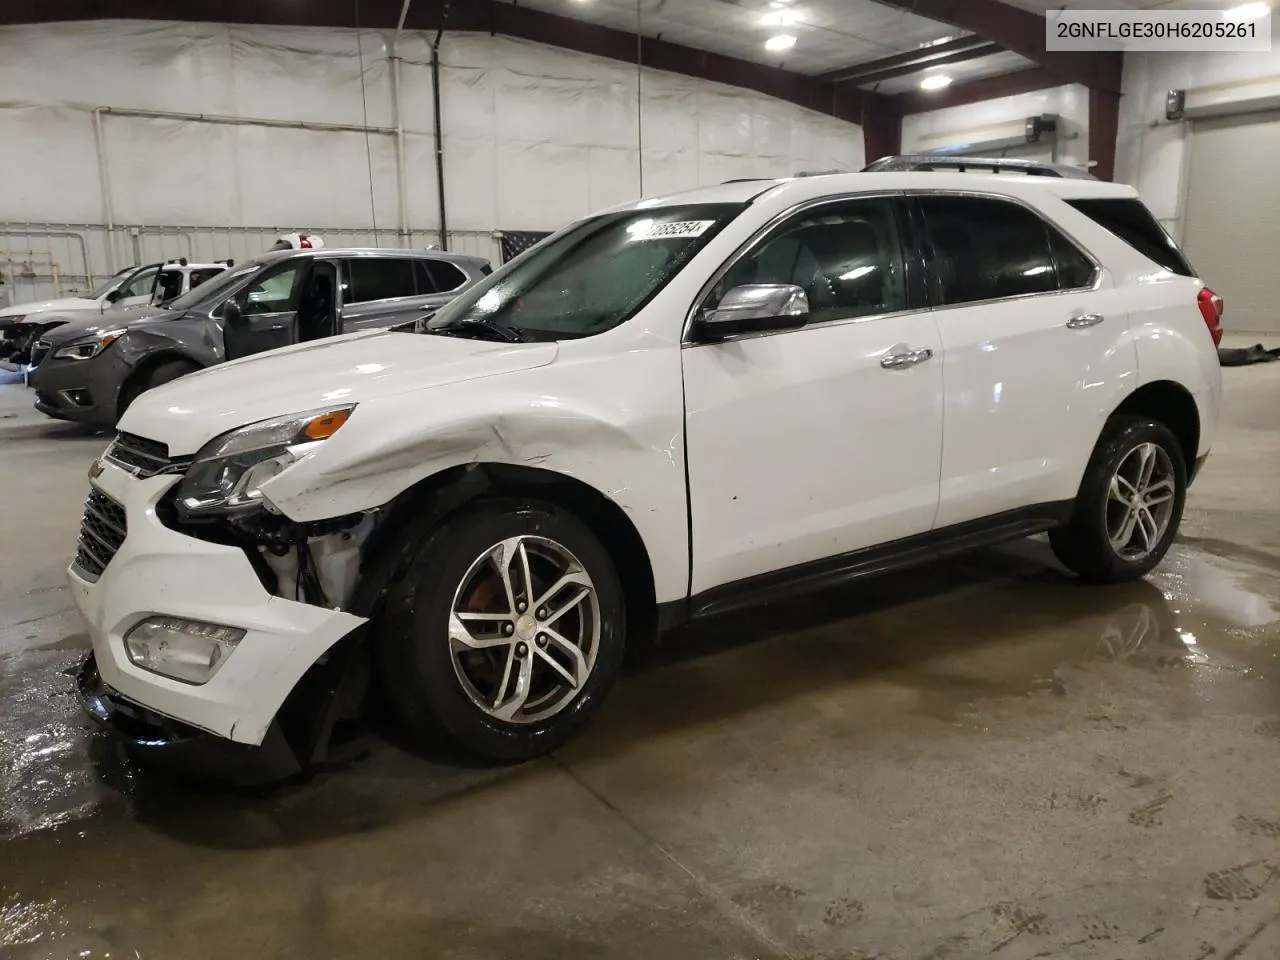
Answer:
4, 0, 1280, 957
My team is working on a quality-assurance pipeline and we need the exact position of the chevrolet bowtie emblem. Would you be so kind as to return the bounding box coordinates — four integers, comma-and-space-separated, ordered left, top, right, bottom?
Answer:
88, 459, 104, 480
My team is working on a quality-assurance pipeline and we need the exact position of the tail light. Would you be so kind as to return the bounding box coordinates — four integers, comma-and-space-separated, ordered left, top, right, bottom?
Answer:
1197, 287, 1223, 347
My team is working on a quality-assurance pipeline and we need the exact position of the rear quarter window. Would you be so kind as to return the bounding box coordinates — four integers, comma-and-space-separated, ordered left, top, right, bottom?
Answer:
1066, 198, 1195, 277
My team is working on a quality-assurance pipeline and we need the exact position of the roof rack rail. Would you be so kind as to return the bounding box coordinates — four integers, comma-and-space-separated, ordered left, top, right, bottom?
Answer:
862, 154, 1098, 181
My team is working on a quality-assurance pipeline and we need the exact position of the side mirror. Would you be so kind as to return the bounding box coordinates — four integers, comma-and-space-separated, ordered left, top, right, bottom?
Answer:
221, 298, 245, 327
695, 284, 808, 340
104, 289, 123, 304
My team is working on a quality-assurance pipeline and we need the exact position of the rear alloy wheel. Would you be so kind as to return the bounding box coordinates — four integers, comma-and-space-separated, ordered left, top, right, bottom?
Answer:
1050, 416, 1187, 583
377, 501, 625, 761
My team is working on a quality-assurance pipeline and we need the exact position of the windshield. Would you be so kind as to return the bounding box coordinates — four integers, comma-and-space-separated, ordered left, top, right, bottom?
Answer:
89, 267, 135, 300
426, 203, 745, 340
167, 260, 265, 311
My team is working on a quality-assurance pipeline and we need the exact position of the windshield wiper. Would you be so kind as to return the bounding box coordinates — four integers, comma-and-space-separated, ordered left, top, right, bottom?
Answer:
429, 317, 526, 343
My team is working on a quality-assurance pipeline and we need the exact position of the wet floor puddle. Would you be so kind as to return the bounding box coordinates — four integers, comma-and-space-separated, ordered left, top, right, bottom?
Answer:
3, 540, 1280, 954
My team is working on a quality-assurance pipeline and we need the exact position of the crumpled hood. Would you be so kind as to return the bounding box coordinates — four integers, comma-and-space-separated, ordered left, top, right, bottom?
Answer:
40, 305, 178, 345
119, 331, 560, 455
0, 296, 100, 321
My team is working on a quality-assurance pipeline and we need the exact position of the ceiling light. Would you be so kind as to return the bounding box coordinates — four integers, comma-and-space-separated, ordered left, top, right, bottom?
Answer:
920, 35, 957, 47
1222, 1, 1269, 20
761, 10, 800, 25
765, 34, 797, 51
920, 73, 953, 90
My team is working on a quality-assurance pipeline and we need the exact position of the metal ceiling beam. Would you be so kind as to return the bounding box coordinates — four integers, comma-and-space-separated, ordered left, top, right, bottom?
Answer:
858, 0, 1123, 94
893, 66, 1058, 114
816, 36, 1000, 86
1, 0, 866, 123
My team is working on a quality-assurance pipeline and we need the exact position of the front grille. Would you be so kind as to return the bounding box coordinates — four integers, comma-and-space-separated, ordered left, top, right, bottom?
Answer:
105, 431, 190, 478
30, 340, 50, 368
74, 490, 127, 581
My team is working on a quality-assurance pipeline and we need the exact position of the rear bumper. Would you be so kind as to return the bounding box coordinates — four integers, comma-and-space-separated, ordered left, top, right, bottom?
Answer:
76, 653, 303, 785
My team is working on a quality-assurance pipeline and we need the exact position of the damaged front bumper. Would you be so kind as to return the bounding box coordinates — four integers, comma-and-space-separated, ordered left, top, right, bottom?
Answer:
68, 459, 368, 779
76, 652, 304, 785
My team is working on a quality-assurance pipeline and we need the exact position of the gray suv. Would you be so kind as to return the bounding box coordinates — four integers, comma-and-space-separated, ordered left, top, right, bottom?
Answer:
29, 248, 489, 427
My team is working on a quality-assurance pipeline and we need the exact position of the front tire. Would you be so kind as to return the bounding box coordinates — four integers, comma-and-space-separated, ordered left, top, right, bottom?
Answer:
1050, 416, 1187, 583
375, 499, 626, 762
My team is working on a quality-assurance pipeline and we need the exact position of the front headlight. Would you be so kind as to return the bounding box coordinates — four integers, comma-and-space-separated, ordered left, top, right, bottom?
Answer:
52, 328, 126, 361
175, 404, 355, 515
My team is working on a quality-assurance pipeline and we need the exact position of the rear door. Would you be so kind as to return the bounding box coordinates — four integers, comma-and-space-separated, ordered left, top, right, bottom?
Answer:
222, 259, 311, 360
339, 256, 426, 333
913, 192, 1137, 527
415, 258, 473, 314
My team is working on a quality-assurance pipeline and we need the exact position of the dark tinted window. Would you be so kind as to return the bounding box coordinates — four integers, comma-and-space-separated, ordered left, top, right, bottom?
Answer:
919, 196, 1059, 304
711, 197, 907, 324
346, 257, 417, 303
1067, 198, 1194, 277
1047, 228, 1097, 289
189, 268, 224, 289
426, 259, 468, 291
153, 270, 183, 303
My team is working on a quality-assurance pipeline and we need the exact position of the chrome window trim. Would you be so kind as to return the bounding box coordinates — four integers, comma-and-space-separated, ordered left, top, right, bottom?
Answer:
681, 190, 910, 346
681, 186, 1106, 346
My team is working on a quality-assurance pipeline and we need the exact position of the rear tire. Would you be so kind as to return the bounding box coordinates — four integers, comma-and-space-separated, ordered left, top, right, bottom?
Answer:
375, 499, 626, 762
1049, 415, 1187, 583
118, 359, 200, 418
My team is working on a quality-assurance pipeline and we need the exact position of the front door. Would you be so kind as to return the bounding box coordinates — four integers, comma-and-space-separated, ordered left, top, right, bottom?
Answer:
682, 195, 945, 595
222, 259, 310, 361
911, 193, 1138, 528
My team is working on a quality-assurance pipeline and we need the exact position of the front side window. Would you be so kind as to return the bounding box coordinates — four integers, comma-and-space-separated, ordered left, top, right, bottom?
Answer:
90, 266, 136, 300
919, 195, 1065, 305
118, 266, 159, 299
345, 257, 417, 304
425, 203, 744, 340
241, 262, 307, 315
706, 197, 908, 325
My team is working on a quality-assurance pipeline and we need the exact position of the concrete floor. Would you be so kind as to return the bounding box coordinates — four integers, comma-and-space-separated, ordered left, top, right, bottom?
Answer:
4, 350, 1280, 960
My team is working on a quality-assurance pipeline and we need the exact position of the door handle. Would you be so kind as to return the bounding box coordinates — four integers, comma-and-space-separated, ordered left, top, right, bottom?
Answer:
880, 347, 934, 369
1066, 311, 1104, 329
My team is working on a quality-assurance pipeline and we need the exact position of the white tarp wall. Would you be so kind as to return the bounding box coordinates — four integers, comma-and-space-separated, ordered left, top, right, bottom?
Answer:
0, 20, 860, 298
901, 85, 1090, 168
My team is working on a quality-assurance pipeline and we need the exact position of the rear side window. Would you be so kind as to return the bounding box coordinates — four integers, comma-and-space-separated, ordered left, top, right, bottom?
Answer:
414, 258, 468, 294
153, 270, 183, 304
1066, 198, 1194, 277
918, 196, 1060, 304
189, 268, 224, 289
345, 257, 417, 303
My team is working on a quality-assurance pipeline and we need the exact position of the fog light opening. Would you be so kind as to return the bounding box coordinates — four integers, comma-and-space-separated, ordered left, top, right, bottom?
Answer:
123, 616, 246, 685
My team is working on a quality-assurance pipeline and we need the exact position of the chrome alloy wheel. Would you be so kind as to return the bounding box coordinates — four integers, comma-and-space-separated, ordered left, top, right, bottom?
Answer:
1106, 441, 1176, 561
448, 535, 601, 724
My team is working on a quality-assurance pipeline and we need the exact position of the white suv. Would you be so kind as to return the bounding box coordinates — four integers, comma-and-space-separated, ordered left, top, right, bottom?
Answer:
69, 164, 1223, 780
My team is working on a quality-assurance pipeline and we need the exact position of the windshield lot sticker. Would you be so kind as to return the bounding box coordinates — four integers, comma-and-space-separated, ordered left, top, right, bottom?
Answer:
628, 220, 716, 241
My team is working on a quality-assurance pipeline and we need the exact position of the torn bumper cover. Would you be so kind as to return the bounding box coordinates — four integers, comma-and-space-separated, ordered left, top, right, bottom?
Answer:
68, 460, 366, 779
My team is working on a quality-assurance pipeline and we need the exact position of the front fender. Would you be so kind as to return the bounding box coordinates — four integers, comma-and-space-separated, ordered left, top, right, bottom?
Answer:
117, 318, 222, 368
257, 348, 691, 603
